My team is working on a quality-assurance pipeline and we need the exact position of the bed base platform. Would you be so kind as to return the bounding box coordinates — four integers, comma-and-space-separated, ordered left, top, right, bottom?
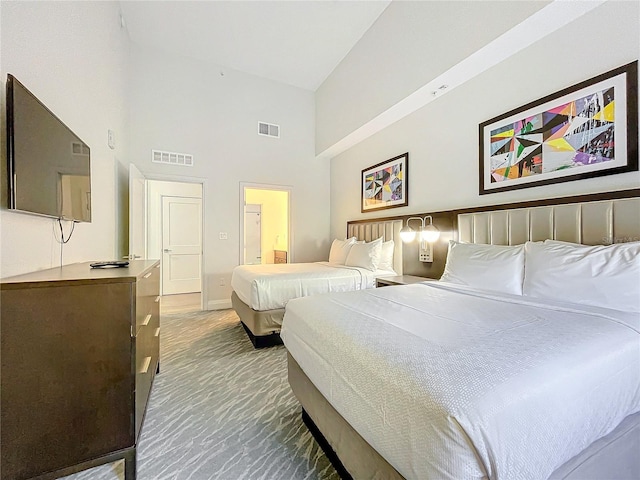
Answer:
240, 321, 282, 349
288, 353, 640, 480
301, 409, 352, 480
231, 291, 284, 348
288, 353, 403, 479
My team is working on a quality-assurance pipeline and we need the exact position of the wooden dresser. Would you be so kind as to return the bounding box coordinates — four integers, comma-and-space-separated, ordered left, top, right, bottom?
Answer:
0, 260, 160, 480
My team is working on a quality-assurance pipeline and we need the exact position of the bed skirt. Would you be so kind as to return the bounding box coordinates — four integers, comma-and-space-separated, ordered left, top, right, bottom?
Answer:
231, 291, 283, 348
287, 353, 640, 480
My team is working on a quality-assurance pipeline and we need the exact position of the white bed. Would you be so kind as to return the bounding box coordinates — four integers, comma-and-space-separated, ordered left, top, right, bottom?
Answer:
282, 195, 640, 479
282, 281, 640, 479
230, 219, 403, 347
231, 261, 395, 311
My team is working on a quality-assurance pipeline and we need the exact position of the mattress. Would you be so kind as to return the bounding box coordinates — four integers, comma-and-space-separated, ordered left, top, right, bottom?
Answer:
280, 282, 640, 479
288, 353, 640, 480
231, 261, 394, 311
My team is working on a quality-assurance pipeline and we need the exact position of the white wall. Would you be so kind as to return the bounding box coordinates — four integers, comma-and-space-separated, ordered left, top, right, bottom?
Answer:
327, 0, 640, 240
316, 1, 550, 155
0, 1, 129, 277
126, 45, 329, 308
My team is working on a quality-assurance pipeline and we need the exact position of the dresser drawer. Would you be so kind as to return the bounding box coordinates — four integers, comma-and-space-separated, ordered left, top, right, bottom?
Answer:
135, 265, 160, 332
134, 311, 159, 438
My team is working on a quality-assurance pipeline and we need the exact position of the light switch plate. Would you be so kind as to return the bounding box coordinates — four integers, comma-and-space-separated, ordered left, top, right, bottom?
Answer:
107, 130, 115, 149
219, 232, 228, 240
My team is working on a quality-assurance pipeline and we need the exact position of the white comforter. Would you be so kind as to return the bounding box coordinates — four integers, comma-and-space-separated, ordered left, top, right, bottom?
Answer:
231, 261, 394, 311
281, 282, 640, 479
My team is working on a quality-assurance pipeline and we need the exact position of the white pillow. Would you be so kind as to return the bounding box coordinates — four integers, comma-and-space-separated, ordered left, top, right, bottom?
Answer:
440, 240, 525, 295
523, 240, 640, 312
345, 237, 383, 271
328, 237, 356, 264
377, 240, 395, 272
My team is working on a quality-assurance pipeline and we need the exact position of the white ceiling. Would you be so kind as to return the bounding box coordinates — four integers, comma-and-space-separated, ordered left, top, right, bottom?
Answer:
120, 1, 391, 92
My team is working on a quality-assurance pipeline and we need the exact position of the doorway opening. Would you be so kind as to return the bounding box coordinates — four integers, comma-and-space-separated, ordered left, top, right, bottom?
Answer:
148, 180, 203, 307
240, 183, 291, 266
128, 165, 205, 311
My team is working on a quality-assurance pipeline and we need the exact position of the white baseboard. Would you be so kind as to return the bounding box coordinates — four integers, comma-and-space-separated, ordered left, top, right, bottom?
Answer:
208, 299, 232, 310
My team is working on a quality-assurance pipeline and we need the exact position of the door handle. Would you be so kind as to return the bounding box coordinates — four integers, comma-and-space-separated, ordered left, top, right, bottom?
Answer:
163, 249, 172, 253
123, 254, 141, 259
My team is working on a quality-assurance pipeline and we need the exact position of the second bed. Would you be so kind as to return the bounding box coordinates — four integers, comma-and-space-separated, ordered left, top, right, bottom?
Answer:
231, 219, 403, 347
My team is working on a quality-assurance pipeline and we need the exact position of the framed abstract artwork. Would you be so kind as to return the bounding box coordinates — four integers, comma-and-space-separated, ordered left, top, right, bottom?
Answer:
479, 61, 638, 195
361, 152, 409, 212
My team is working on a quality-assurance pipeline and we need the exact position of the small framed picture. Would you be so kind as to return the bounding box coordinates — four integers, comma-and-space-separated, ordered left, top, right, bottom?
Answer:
361, 152, 409, 213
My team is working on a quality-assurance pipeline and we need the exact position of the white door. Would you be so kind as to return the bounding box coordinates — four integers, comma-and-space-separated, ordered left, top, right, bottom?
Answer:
244, 204, 262, 264
162, 196, 202, 295
128, 164, 146, 260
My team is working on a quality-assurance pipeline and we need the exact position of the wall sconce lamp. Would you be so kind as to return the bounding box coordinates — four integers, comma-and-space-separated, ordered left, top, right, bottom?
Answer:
399, 216, 440, 262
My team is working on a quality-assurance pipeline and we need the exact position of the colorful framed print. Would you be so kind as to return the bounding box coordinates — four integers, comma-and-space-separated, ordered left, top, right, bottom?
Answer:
361, 152, 408, 213
479, 61, 638, 195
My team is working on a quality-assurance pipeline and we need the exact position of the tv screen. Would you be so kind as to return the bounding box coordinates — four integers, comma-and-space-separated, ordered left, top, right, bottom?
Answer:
7, 74, 91, 222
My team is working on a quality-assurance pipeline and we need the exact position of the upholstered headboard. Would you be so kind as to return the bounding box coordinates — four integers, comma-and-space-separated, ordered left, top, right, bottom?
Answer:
347, 220, 403, 274
457, 197, 640, 246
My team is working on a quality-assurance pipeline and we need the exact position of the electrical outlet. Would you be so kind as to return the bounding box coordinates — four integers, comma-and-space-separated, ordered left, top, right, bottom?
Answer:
419, 243, 433, 263
219, 277, 225, 286
219, 232, 228, 240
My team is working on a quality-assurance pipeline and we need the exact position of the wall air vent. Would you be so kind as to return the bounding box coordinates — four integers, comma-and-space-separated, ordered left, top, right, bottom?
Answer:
71, 142, 90, 155
151, 149, 194, 167
258, 122, 280, 138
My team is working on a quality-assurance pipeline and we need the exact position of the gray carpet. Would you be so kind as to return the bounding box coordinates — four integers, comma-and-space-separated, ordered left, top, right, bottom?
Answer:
62, 309, 339, 480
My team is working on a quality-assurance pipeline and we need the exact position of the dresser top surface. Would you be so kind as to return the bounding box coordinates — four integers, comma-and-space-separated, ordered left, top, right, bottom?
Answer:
1, 260, 160, 289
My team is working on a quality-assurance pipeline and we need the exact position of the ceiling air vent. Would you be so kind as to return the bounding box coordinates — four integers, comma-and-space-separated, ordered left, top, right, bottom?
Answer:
258, 122, 280, 138
151, 149, 194, 167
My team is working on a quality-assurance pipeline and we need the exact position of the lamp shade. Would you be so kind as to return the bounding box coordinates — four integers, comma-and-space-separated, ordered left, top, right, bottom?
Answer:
421, 224, 440, 243
399, 226, 416, 243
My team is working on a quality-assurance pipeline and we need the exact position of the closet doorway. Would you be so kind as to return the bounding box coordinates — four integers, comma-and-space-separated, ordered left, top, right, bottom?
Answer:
147, 180, 203, 305
240, 183, 291, 266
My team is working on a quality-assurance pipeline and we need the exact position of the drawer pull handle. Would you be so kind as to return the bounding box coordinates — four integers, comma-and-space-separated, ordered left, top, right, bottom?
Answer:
144, 272, 152, 279
142, 314, 152, 326
139, 356, 152, 374
155, 296, 160, 303
154, 327, 160, 337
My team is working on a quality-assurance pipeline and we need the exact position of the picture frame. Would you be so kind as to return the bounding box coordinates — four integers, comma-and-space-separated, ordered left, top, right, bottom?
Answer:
479, 61, 638, 195
361, 152, 409, 213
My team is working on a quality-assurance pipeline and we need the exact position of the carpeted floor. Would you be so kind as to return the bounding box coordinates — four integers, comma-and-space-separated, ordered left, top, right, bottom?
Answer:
63, 309, 339, 480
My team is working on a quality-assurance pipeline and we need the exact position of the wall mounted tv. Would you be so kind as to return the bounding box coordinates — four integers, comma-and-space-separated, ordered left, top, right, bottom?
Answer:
6, 74, 91, 222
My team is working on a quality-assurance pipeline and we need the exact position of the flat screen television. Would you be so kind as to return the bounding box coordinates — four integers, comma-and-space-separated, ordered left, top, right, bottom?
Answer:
6, 74, 91, 222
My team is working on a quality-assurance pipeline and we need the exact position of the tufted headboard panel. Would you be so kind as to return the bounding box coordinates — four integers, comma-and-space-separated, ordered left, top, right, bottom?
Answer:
458, 197, 640, 246
347, 220, 403, 274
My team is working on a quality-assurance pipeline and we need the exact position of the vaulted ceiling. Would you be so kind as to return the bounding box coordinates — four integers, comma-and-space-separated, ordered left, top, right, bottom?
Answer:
120, 1, 391, 91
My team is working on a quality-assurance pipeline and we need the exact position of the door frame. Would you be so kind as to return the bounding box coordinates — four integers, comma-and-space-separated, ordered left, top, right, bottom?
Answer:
143, 172, 207, 311
239, 182, 292, 266
128, 164, 147, 261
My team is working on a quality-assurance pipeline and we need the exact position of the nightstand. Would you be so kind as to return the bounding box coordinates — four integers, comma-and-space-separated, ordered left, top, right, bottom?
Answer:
375, 275, 430, 287
274, 250, 287, 264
